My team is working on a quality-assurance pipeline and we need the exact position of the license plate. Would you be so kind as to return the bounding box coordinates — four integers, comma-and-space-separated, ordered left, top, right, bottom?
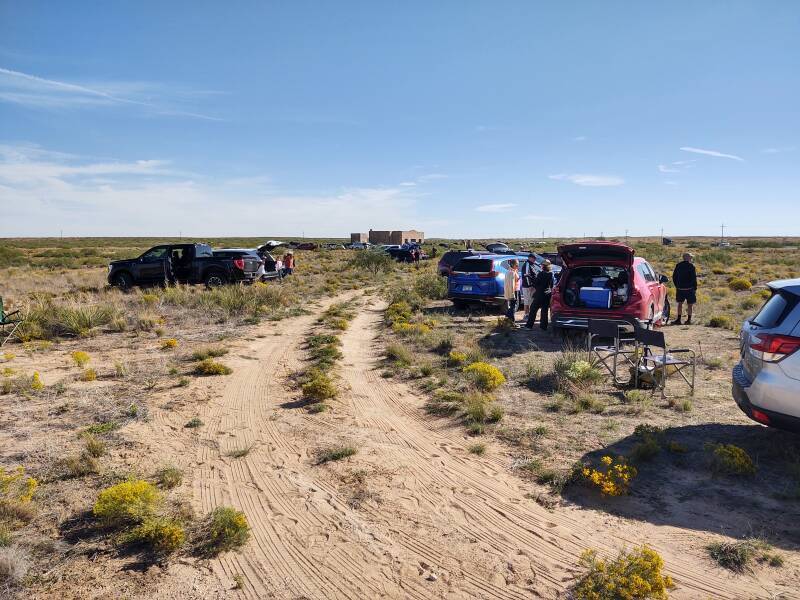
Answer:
462, 285, 473, 292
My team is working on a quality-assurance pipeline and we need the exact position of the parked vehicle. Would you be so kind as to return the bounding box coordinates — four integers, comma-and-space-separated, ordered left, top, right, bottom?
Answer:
293, 242, 317, 251
379, 244, 402, 252
212, 249, 264, 282
733, 279, 800, 432
549, 242, 670, 332
485, 242, 512, 253
108, 243, 252, 289
347, 242, 372, 250
447, 254, 517, 308
437, 249, 485, 276
388, 248, 427, 262
322, 243, 346, 250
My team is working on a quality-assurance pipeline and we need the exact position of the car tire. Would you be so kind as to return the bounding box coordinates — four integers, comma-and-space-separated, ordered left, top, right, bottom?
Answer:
204, 270, 227, 289
112, 272, 133, 291
452, 299, 468, 310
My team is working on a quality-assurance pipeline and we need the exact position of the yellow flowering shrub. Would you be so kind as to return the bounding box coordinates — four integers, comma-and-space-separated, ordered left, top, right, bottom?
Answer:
708, 443, 756, 476
0, 466, 38, 503
31, 372, 44, 391
2, 352, 14, 361
124, 517, 185, 553
447, 351, 467, 366
206, 506, 250, 554
728, 277, 752, 291
93, 480, 161, 525
582, 456, 637, 496
463, 361, 506, 391
573, 545, 673, 600
81, 368, 97, 382
392, 322, 431, 336
160, 338, 179, 349
385, 301, 413, 326
71, 351, 90, 367
140, 293, 159, 306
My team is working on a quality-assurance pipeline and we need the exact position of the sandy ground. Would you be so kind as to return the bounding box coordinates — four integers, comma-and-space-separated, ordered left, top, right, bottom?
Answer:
5, 294, 797, 598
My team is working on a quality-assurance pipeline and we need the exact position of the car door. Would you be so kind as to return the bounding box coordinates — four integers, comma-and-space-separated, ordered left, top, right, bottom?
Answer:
643, 261, 664, 312
137, 246, 170, 281
635, 263, 658, 315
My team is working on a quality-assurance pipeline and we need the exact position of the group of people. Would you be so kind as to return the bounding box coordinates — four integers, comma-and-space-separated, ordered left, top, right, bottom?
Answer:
503, 253, 555, 330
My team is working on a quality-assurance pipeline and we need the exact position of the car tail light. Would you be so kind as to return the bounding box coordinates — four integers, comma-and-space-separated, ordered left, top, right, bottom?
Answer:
751, 408, 771, 425
479, 270, 497, 279
749, 334, 800, 362
233, 258, 245, 270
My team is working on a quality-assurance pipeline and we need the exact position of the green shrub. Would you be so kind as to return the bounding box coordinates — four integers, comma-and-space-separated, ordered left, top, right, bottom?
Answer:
155, 465, 183, 489
468, 443, 486, 455
413, 272, 448, 300
708, 443, 756, 476
573, 546, 673, 600
707, 538, 781, 572
93, 480, 161, 525
316, 445, 357, 464
123, 517, 185, 553
205, 506, 250, 555
386, 343, 413, 366
708, 314, 735, 329
301, 371, 337, 401
385, 301, 413, 326
71, 351, 90, 367
194, 359, 232, 376
349, 250, 394, 275
190, 346, 228, 361
463, 362, 506, 391
185, 417, 203, 428
83, 434, 106, 458
728, 277, 752, 291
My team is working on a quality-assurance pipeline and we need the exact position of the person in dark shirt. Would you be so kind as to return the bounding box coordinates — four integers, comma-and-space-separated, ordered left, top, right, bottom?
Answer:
671, 252, 697, 325
524, 260, 555, 330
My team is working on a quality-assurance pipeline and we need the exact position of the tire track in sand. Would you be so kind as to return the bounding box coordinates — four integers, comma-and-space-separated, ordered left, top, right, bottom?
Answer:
334, 301, 780, 600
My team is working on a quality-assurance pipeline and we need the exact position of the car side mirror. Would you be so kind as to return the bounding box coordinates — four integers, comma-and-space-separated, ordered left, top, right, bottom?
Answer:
659, 275, 669, 284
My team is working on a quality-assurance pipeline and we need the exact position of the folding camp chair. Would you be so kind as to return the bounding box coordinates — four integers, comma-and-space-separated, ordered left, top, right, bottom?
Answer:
586, 319, 638, 385
0, 297, 22, 347
634, 327, 696, 397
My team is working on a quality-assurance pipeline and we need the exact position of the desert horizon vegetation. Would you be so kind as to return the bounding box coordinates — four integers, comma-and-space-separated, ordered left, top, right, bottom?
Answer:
0, 235, 799, 598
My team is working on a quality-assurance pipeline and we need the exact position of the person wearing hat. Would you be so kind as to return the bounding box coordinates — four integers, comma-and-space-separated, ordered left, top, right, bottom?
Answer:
525, 259, 554, 330
520, 253, 538, 318
672, 252, 697, 325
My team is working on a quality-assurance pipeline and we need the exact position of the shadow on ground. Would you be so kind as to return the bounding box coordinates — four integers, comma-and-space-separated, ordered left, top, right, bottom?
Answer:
564, 423, 800, 550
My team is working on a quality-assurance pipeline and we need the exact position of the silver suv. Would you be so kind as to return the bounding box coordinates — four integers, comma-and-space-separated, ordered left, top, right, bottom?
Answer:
733, 278, 800, 432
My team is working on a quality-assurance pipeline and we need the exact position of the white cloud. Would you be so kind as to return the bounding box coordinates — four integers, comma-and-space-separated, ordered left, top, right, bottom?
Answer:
658, 164, 679, 173
548, 173, 625, 187
475, 203, 517, 213
573, 136, 588, 141
679, 146, 744, 161
760, 146, 795, 154
399, 181, 416, 187
0, 144, 417, 236
0, 66, 222, 120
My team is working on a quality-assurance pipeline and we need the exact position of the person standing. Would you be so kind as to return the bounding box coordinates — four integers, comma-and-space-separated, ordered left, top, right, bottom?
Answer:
282, 251, 295, 277
525, 260, 554, 330
672, 252, 697, 325
503, 259, 520, 322
520, 253, 537, 318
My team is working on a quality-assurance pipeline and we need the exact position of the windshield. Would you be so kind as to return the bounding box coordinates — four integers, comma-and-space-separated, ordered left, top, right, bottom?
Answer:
751, 291, 797, 328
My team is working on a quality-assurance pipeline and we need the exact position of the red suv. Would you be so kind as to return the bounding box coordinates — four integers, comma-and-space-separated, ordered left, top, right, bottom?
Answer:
550, 242, 670, 332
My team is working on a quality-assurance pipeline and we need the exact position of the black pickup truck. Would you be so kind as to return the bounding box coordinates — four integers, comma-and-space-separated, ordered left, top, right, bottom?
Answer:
108, 243, 255, 289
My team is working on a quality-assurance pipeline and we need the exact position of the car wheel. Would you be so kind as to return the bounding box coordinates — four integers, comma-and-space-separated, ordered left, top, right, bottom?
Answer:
648, 305, 655, 326
112, 272, 133, 291
452, 299, 468, 310
204, 271, 226, 289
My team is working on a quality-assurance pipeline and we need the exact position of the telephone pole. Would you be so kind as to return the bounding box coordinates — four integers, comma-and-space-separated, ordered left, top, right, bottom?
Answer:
720, 223, 726, 245
625, 229, 629, 244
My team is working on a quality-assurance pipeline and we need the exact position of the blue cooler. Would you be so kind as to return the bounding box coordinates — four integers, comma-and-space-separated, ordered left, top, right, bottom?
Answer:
579, 287, 612, 308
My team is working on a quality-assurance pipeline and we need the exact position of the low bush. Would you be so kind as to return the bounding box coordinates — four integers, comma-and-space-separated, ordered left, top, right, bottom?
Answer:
93, 480, 161, 526
447, 351, 467, 366
160, 338, 178, 350
123, 517, 185, 553
204, 506, 250, 555
80, 368, 97, 382
301, 371, 337, 401
385, 301, 413, 326
83, 434, 106, 458
349, 250, 394, 276
194, 359, 232, 376
155, 465, 183, 489
572, 546, 673, 600
708, 443, 756, 476
413, 272, 448, 300
0, 466, 38, 505
707, 538, 781, 573
0, 546, 30, 585
463, 362, 506, 391
190, 346, 228, 361
392, 322, 432, 337
708, 314, 735, 329
728, 277, 752, 291
316, 445, 357, 464
468, 443, 486, 455
71, 351, 90, 367
385, 343, 413, 366
581, 456, 637, 496
185, 417, 203, 428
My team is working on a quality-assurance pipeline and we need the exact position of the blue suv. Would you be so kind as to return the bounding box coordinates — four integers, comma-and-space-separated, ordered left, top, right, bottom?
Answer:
447, 255, 517, 308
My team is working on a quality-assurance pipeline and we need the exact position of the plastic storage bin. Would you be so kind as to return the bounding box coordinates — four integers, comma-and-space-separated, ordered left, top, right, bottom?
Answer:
579, 287, 612, 309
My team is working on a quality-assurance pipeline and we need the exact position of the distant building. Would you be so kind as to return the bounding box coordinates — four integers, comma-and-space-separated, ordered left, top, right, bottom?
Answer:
367, 229, 424, 245
350, 232, 368, 243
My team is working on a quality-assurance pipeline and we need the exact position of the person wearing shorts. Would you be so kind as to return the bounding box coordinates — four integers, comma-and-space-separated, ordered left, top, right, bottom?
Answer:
672, 252, 697, 325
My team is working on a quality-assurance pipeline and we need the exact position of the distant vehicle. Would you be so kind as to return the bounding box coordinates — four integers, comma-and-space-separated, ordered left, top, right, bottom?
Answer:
512, 252, 563, 280
321, 243, 346, 250
108, 243, 252, 289
733, 278, 800, 432
294, 242, 317, 251
549, 241, 670, 332
380, 244, 403, 252
662, 237, 674, 246
212, 249, 265, 282
437, 249, 486, 276
388, 248, 427, 262
347, 242, 372, 250
447, 254, 517, 308
485, 242, 512, 253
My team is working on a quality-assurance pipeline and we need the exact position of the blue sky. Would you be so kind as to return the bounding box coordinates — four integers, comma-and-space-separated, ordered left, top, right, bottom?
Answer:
1, 1, 798, 238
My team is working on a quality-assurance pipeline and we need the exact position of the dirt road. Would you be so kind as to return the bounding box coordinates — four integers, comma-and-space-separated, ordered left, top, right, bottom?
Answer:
155, 297, 784, 599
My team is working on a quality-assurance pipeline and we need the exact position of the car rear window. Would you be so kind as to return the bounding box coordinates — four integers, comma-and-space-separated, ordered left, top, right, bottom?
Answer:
751, 290, 798, 328
453, 258, 493, 273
